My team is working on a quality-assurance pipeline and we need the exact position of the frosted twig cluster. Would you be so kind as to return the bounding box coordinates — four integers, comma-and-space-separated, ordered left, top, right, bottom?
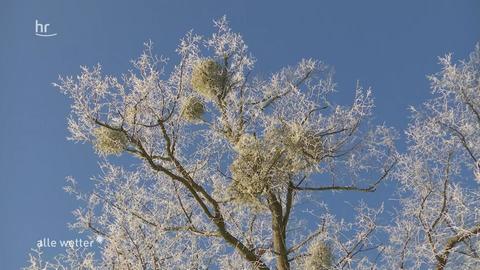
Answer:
26, 17, 480, 270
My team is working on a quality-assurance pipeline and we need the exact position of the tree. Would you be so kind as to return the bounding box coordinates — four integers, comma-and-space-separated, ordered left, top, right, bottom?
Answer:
26, 17, 398, 269
384, 44, 480, 270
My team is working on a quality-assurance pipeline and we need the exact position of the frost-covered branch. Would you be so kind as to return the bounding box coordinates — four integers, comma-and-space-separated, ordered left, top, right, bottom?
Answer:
27, 17, 398, 270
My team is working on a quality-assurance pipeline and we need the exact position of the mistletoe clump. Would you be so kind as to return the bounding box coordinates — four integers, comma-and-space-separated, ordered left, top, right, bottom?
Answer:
266, 123, 324, 172
93, 126, 128, 156
181, 96, 205, 122
305, 241, 333, 270
230, 135, 269, 195
286, 123, 324, 163
229, 124, 324, 206
191, 59, 226, 99
228, 134, 289, 207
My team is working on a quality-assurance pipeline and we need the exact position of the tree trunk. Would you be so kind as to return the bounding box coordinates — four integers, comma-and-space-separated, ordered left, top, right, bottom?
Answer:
268, 192, 290, 270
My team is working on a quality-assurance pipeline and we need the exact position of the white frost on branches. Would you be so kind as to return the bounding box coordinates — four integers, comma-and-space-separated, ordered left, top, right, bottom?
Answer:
27, 17, 404, 270
384, 44, 480, 270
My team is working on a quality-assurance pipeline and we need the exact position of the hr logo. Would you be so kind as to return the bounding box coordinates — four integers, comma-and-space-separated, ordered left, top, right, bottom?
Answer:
35, 19, 58, 37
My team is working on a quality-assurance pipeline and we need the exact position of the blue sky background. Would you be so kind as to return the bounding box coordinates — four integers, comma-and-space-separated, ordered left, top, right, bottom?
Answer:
1, 0, 479, 268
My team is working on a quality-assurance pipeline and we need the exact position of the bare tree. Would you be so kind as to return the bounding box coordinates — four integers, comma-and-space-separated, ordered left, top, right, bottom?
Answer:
384, 44, 480, 270
26, 17, 397, 270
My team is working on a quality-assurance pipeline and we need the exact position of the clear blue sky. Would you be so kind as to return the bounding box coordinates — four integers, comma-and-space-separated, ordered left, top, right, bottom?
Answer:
1, 0, 479, 268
